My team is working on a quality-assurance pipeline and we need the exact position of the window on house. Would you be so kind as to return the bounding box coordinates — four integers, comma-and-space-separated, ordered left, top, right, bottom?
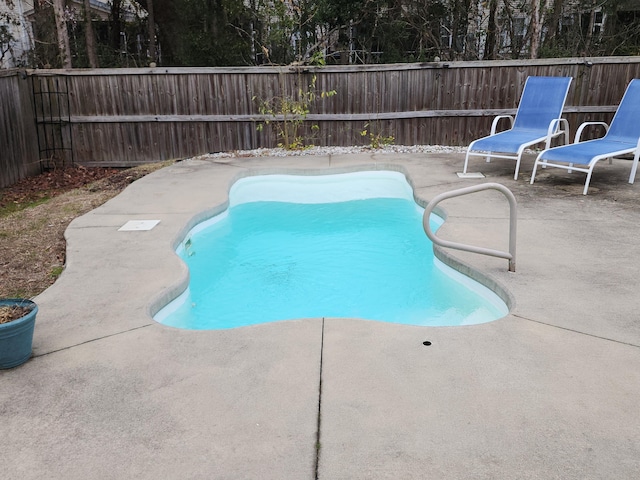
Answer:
440, 24, 452, 50
513, 17, 526, 45
499, 16, 526, 52
581, 9, 606, 37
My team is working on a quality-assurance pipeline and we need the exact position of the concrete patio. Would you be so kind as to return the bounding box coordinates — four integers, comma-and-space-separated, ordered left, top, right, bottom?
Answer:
2, 151, 639, 479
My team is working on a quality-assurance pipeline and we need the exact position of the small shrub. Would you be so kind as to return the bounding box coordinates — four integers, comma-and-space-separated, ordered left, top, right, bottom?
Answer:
254, 71, 336, 150
360, 123, 395, 149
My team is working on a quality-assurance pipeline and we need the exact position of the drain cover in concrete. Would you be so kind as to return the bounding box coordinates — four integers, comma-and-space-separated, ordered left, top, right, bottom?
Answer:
456, 172, 485, 178
118, 220, 160, 231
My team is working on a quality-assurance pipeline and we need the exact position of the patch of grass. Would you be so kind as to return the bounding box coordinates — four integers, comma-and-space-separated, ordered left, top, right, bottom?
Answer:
0, 197, 50, 217
50, 266, 64, 279
5, 288, 30, 299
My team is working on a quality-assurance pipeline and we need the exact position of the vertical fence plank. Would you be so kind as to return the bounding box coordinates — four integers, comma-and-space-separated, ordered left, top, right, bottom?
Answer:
0, 71, 39, 188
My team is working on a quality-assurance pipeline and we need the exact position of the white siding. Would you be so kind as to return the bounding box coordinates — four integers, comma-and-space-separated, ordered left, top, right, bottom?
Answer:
0, 0, 33, 68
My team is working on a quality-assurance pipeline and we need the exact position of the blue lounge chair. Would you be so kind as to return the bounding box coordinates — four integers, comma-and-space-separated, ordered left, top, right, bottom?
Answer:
530, 79, 640, 195
462, 76, 572, 180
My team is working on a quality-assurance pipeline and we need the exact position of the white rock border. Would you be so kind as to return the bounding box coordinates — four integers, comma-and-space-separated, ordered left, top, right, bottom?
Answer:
198, 145, 469, 159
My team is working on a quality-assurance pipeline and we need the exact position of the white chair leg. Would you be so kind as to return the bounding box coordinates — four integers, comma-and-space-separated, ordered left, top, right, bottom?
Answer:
629, 151, 640, 184
514, 147, 528, 180
530, 160, 539, 184
514, 154, 522, 180
583, 168, 594, 195
463, 150, 471, 174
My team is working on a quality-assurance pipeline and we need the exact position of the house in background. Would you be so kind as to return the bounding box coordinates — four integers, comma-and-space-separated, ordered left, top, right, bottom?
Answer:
20, 0, 144, 22
1, 0, 147, 69
0, 0, 33, 68
486, 0, 640, 59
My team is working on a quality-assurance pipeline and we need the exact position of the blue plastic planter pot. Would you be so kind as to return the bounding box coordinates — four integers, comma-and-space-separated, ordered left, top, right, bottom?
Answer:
0, 299, 38, 369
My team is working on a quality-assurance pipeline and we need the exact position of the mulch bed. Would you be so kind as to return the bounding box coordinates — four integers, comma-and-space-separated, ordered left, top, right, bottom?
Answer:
0, 166, 121, 209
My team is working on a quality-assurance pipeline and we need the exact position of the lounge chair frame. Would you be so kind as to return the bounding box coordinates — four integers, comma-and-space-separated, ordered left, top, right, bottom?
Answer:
463, 76, 572, 180
530, 79, 640, 195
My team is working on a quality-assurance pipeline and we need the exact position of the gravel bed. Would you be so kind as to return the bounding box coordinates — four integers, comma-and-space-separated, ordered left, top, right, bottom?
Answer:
201, 144, 469, 159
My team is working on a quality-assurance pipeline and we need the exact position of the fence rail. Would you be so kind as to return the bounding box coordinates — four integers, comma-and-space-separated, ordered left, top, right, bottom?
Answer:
3, 56, 640, 185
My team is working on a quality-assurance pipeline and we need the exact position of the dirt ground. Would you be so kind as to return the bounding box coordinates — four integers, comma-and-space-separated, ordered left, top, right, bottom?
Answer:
0, 163, 172, 299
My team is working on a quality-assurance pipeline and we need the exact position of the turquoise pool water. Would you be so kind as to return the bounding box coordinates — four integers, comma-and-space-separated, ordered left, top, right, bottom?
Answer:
155, 171, 508, 329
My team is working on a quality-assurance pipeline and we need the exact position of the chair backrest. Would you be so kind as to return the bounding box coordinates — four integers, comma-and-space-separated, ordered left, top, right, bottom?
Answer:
512, 76, 572, 131
604, 79, 640, 144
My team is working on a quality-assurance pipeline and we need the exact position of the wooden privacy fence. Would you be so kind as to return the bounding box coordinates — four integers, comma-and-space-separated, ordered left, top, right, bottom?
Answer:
0, 70, 39, 187
3, 56, 640, 185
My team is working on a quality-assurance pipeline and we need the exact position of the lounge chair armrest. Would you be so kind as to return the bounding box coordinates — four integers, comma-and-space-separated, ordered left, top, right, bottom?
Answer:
547, 118, 569, 135
574, 121, 609, 143
490, 115, 514, 135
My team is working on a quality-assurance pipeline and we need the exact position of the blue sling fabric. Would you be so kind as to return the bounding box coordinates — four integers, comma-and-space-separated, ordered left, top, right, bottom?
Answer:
531, 79, 640, 194
472, 76, 573, 153
539, 79, 640, 166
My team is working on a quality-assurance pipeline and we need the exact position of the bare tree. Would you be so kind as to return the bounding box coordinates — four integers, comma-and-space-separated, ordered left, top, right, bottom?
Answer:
529, 0, 543, 58
465, 0, 480, 59
529, 0, 553, 58
483, 0, 498, 59
147, 0, 157, 64
83, 0, 98, 67
52, 0, 71, 67
543, 0, 565, 49
110, 0, 123, 53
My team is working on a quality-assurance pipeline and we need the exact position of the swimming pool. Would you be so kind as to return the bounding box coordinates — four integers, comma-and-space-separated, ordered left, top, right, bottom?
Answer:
154, 171, 509, 329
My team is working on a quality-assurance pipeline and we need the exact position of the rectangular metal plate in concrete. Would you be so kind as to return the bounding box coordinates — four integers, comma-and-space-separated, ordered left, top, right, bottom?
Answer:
456, 172, 485, 178
118, 220, 160, 231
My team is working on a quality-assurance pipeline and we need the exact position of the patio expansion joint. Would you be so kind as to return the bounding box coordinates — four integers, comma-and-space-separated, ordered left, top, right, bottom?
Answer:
32, 322, 155, 359
512, 313, 640, 349
314, 317, 325, 480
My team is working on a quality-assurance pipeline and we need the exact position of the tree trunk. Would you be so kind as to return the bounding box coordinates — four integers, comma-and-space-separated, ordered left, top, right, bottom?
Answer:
483, 0, 498, 60
147, 0, 157, 64
584, 7, 596, 53
543, 0, 564, 48
110, 0, 122, 52
52, 0, 71, 68
529, 0, 549, 59
83, 0, 98, 67
465, 0, 480, 60
529, 1, 539, 58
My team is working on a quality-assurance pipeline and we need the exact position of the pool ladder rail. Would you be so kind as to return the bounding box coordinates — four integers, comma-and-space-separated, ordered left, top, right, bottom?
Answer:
422, 183, 517, 272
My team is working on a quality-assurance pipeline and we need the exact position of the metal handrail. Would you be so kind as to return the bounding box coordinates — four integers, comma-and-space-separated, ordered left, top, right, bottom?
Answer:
422, 183, 517, 272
